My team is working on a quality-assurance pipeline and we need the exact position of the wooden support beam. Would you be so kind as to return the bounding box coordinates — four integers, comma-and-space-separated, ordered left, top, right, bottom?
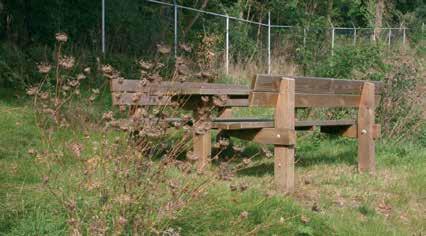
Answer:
320, 124, 381, 139
358, 82, 376, 173
193, 108, 211, 172
221, 128, 295, 145
193, 130, 211, 172
274, 78, 295, 194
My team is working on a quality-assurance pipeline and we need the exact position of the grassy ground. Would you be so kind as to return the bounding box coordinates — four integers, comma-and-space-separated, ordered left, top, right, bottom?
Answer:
0, 91, 425, 235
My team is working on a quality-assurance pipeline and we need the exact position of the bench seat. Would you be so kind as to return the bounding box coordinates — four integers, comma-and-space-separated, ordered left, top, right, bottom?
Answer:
212, 118, 355, 130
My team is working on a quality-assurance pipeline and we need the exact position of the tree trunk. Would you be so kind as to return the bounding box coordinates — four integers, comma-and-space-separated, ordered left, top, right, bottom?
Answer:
182, 0, 209, 39
373, 0, 384, 41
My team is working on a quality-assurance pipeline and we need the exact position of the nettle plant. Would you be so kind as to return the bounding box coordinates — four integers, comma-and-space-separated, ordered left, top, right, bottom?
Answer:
26, 34, 254, 234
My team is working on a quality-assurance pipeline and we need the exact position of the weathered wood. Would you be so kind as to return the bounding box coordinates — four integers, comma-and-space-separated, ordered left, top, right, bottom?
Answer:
274, 78, 295, 194
249, 92, 381, 108
112, 93, 172, 105
358, 82, 376, 173
320, 124, 381, 139
193, 109, 211, 172
111, 80, 250, 95
253, 74, 383, 94
223, 128, 295, 145
212, 118, 356, 130
193, 130, 211, 171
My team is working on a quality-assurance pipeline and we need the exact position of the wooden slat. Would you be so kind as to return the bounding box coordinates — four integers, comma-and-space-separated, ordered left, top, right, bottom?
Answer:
253, 74, 383, 94
249, 92, 379, 108
320, 124, 381, 139
212, 118, 356, 130
112, 93, 172, 105
223, 128, 295, 145
111, 80, 250, 95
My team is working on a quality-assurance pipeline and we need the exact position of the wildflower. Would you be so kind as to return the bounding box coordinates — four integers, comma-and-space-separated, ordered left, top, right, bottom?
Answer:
39, 92, 49, 100
55, 32, 68, 42
232, 145, 244, 153
42, 175, 49, 184
102, 64, 113, 74
179, 43, 192, 52
26, 87, 38, 96
62, 85, 71, 91
218, 138, 230, 148
138, 59, 153, 70
242, 158, 251, 165
83, 67, 91, 74
118, 216, 127, 225
92, 89, 100, 94
186, 151, 199, 161
102, 111, 114, 121
76, 73, 86, 81
37, 63, 52, 74
240, 211, 249, 219
59, 56, 75, 69
201, 71, 213, 79
89, 95, 96, 102
68, 80, 79, 87
27, 148, 37, 156
70, 143, 83, 158
157, 44, 171, 54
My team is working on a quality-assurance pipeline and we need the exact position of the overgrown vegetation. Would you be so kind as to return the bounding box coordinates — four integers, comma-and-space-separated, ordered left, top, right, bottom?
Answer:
1, 0, 425, 235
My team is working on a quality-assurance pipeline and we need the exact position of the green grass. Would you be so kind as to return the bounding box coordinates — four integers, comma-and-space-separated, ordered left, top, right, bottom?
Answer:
0, 93, 425, 235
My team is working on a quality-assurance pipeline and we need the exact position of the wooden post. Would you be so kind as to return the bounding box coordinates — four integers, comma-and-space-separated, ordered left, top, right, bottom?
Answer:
274, 78, 295, 194
193, 107, 211, 171
358, 82, 376, 173
193, 130, 211, 171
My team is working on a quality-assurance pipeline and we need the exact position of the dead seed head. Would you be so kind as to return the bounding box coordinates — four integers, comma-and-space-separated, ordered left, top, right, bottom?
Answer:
77, 73, 86, 81
186, 151, 199, 161
179, 43, 192, 53
55, 32, 68, 42
26, 87, 38, 96
37, 63, 52, 74
83, 67, 91, 74
240, 211, 249, 219
59, 56, 75, 69
102, 111, 114, 121
39, 92, 49, 100
157, 44, 171, 54
138, 59, 153, 70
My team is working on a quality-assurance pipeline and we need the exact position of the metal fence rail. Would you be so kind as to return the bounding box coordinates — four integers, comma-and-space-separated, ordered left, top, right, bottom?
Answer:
101, 0, 411, 75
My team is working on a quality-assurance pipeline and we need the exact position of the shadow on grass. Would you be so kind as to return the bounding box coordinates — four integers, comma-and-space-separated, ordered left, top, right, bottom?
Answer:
237, 140, 357, 177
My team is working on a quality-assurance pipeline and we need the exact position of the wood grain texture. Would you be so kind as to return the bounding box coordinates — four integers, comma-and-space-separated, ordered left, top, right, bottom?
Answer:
357, 82, 376, 173
252, 74, 384, 94
111, 80, 250, 95
249, 92, 381, 108
274, 78, 295, 194
223, 128, 295, 145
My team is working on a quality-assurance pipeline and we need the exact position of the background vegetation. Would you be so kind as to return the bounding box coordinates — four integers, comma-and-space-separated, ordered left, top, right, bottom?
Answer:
0, 0, 425, 235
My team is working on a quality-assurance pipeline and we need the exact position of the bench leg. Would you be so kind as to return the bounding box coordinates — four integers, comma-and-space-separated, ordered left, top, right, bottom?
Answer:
274, 146, 295, 193
193, 130, 211, 171
358, 82, 376, 173
274, 78, 295, 194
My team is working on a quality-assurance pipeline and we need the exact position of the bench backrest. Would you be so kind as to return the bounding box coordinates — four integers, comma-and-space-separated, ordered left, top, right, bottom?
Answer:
249, 74, 383, 108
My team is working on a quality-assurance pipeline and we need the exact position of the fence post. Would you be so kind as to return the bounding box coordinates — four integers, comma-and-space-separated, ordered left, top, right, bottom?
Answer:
174, 0, 178, 57
102, 0, 105, 54
388, 28, 391, 47
331, 27, 335, 56
225, 15, 229, 75
268, 11, 271, 75
353, 27, 357, 46
303, 28, 306, 48
402, 27, 406, 46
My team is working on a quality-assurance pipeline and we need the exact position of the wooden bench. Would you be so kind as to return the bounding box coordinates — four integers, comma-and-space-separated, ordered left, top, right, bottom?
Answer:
111, 74, 382, 194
